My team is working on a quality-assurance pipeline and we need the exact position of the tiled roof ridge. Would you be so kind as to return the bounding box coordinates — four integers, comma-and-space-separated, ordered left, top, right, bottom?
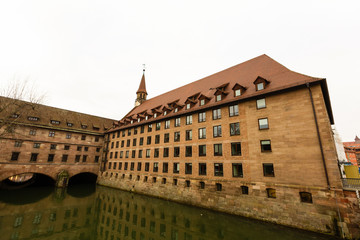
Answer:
0, 95, 115, 121
122, 54, 323, 122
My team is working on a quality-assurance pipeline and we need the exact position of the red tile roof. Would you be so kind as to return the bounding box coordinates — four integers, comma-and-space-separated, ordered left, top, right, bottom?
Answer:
136, 71, 147, 94
111, 54, 332, 131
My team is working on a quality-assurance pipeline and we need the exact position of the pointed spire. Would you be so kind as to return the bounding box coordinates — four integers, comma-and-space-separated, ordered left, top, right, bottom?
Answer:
136, 69, 147, 94
355, 135, 360, 143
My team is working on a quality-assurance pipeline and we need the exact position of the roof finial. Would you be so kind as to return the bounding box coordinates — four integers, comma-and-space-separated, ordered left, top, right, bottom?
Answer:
143, 64, 146, 72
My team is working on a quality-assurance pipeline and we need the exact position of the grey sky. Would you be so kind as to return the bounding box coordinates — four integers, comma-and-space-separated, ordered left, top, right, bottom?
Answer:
0, 0, 359, 141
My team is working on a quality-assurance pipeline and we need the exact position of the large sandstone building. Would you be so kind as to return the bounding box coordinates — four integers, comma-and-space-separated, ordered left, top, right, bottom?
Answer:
0, 96, 115, 187
97, 55, 360, 238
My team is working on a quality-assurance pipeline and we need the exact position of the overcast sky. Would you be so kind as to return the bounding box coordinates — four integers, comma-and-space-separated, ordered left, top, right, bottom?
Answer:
0, 0, 359, 141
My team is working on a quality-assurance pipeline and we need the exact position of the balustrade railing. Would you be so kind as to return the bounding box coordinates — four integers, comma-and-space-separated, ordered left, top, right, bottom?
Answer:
342, 178, 360, 190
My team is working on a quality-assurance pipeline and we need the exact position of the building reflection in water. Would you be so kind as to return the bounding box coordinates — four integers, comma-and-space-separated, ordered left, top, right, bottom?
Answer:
0, 185, 337, 240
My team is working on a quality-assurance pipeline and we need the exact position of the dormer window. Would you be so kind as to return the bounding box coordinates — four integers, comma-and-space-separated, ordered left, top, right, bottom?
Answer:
164, 111, 167, 116
12, 114, 19, 118
154, 113, 157, 118
216, 94, 222, 102
28, 116, 39, 121
186, 103, 191, 110
67, 123, 73, 127
81, 124, 87, 129
235, 89, 241, 96
145, 116, 148, 120
200, 99, 205, 106
254, 76, 270, 91
131, 120, 134, 124
138, 118, 141, 122
232, 83, 246, 97
174, 108, 178, 113
50, 120, 60, 125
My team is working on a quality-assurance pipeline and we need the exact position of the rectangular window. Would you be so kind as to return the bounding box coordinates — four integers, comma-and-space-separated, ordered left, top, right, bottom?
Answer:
175, 118, 180, 127
139, 138, 143, 146
165, 120, 170, 129
213, 125, 222, 137
138, 150, 143, 158
153, 162, 159, 172
116, 141, 119, 148
258, 118, 269, 129
29, 129, 36, 136
229, 104, 239, 116
124, 162, 128, 170
214, 163, 223, 176
121, 140, 125, 147
33, 143, 41, 148
75, 155, 81, 162
173, 163, 180, 173
263, 163, 275, 177
216, 94, 222, 102
82, 155, 87, 162
128, 129, 131, 136
266, 188, 276, 198
199, 163, 207, 175
186, 103, 191, 109
49, 131, 55, 137
132, 150, 136, 158
198, 128, 206, 139
185, 163, 192, 174
164, 133, 169, 143
62, 155, 68, 162
81, 135, 86, 140
126, 140, 130, 147
156, 122, 161, 131
163, 162, 168, 173
95, 136, 99, 142
11, 152, 20, 161
200, 99, 205, 106
49, 144, 56, 150
30, 153, 38, 162
185, 146, 192, 157
155, 135, 160, 144
257, 82, 264, 91
232, 163, 243, 177
163, 148, 169, 157
185, 130, 192, 140
109, 152, 113, 159
111, 142, 114, 149
147, 136, 151, 145
261, 140, 272, 152
145, 162, 150, 172
64, 145, 70, 150
174, 132, 180, 142
198, 112, 206, 122
140, 126, 144, 134
134, 128, 138, 135
230, 122, 240, 136
154, 148, 159, 158
186, 115, 192, 125
148, 124, 152, 132
126, 150, 129, 158
133, 139, 137, 146
48, 154, 55, 162
214, 144, 222, 156
235, 89, 241, 96
257, 98, 266, 109
130, 162, 135, 170
241, 186, 249, 194
120, 151, 124, 158
94, 156, 99, 163
231, 142, 241, 156
114, 151, 118, 158
146, 149, 151, 158
137, 162, 142, 171
119, 162, 123, 170
14, 141, 22, 147
212, 109, 221, 120
77, 146, 82, 151
174, 147, 180, 157
199, 145, 206, 156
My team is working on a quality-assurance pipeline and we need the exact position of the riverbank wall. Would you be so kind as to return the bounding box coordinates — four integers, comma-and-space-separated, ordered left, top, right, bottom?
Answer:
98, 175, 360, 239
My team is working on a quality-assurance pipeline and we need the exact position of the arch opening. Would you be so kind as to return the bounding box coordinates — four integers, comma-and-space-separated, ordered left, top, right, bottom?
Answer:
67, 172, 97, 198
0, 173, 55, 189
68, 172, 97, 186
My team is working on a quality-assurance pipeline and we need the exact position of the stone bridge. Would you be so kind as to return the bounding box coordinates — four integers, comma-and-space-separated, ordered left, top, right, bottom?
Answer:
0, 163, 99, 187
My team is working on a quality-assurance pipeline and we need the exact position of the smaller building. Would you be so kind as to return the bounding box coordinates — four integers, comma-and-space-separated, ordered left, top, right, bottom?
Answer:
344, 136, 360, 167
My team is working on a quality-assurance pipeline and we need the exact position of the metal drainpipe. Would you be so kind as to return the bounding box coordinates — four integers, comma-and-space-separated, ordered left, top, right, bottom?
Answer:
306, 83, 331, 189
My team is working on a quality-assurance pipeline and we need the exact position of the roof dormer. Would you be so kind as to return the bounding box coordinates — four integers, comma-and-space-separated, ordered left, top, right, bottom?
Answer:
197, 94, 211, 106
213, 83, 229, 102
254, 76, 270, 91
232, 83, 247, 97
185, 93, 199, 110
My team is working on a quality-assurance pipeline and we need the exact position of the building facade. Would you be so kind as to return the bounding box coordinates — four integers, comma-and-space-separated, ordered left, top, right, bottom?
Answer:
0, 96, 115, 187
344, 136, 360, 167
98, 55, 360, 238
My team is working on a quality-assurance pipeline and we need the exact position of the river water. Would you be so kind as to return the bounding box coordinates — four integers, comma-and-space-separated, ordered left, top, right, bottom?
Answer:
0, 184, 339, 240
